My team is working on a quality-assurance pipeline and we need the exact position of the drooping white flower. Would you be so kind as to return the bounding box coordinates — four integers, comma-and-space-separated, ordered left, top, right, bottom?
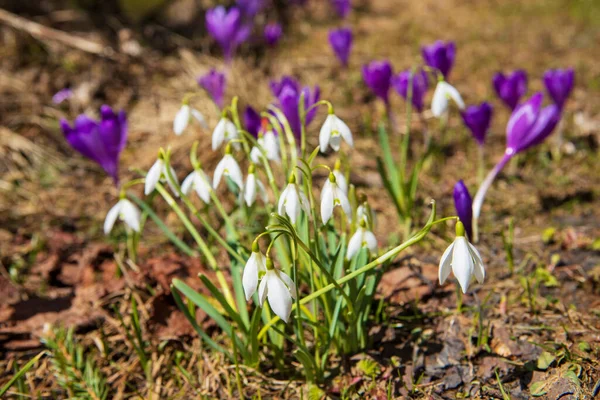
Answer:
243, 166, 268, 207
250, 131, 280, 164
319, 113, 353, 153
346, 222, 378, 260
173, 104, 207, 136
438, 221, 485, 293
357, 203, 376, 227
431, 81, 465, 117
258, 259, 296, 323
213, 148, 243, 189
181, 169, 212, 203
321, 173, 352, 225
212, 117, 239, 150
242, 247, 267, 301
278, 176, 311, 224
333, 164, 348, 194
144, 158, 179, 196
104, 198, 141, 235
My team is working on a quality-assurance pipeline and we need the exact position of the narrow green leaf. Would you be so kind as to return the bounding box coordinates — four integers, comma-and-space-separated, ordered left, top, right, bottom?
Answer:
0, 351, 45, 397
199, 274, 248, 334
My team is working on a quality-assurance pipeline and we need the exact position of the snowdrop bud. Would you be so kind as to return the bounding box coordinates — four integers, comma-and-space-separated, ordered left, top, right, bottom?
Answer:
243, 164, 268, 207
432, 81, 465, 117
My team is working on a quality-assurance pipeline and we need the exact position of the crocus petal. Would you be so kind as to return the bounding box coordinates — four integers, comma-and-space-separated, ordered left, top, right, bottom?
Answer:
438, 242, 454, 284
267, 271, 293, 322
145, 160, 163, 195
346, 229, 363, 260
104, 201, 122, 235
452, 237, 474, 293
173, 105, 190, 135
120, 199, 141, 232
321, 181, 334, 224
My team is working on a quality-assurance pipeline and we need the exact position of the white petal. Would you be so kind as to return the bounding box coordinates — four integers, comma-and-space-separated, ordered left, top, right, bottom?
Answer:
284, 185, 301, 224
320, 181, 334, 224
346, 229, 363, 260
224, 120, 238, 140
243, 253, 259, 301
468, 243, 485, 284
438, 242, 454, 284
444, 82, 465, 110
333, 170, 348, 194
258, 274, 268, 306
104, 201, 122, 235
299, 190, 311, 215
335, 115, 353, 147
329, 133, 342, 151
278, 185, 291, 217
431, 82, 449, 118
181, 172, 195, 195
191, 108, 208, 129
212, 119, 226, 150
363, 230, 378, 252
452, 237, 474, 293
267, 271, 293, 323
144, 159, 163, 195
319, 115, 333, 153
120, 199, 141, 232
173, 105, 190, 135
278, 270, 296, 299
244, 173, 257, 207
250, 146, 262, 164
264, 132, 280, 162
213, 157, 227, 188
257, 179, 268, 202
336, 188, 352, 219
225, 156, 243, 188
165, 165, 180, 196
195, 171, 212, 204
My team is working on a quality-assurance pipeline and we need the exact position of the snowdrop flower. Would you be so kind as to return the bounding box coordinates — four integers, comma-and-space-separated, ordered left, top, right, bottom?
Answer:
278, 174, 311, 224
181, 168, 212, 204
212, 117, 239, 150
104, 198, 141, 235
357, 201, 376, 227
321, 172, 351, 224
242, 242, 267, 301
173, 104, 207, 136
250, 130, 280, 164
346, 220, 377, 260
319, 111, 353, 153
243, 164, 267, 206
145, 157, 179, 196
438, 221, 485, 293
431, 81, 465, 117
213, 145, 243, 189
258, 258, 296, 323
332, 160, 348, 194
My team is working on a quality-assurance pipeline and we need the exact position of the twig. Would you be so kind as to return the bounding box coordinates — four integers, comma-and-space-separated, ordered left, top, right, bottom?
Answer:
0, 8, 117, 59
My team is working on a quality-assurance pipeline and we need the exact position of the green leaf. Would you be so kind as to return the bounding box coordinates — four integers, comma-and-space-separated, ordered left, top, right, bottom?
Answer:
199, 274, 248, 334
294, 348, 316, 382
537, 351, 556, 370
0, 351, 45, 397
377, 124, 401, 197
530, 381, 548, 397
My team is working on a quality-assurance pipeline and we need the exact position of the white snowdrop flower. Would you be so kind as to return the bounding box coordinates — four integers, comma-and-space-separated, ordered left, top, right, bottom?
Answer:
346, 221, 378, 260
431, 81, 465, 117
251, 131, 281, 164
278, 175, 311, 224
258, 258, 296, 323
144, 158, 179, 196
212, 117, 239, 150
321, 172, 351, 225
181, 168, 212, 204
104, 198, 141, 235
213, 145, 243, 189
439, 221, 485, 293
357, 203, 376, 227
333, 160, 348, 194
243, 165, 268, 207
319, 113, 353, 153
173, 104, 207, 136
242, 243, 267, 301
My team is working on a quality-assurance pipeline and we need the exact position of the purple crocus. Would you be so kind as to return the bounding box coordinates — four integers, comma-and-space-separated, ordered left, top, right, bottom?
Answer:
236, 0, 264, 18
472, 93, 561, 238
198, 69, 226, 109
543, 68, 575, 109
270, 76, 320, 138
492, 70, 527, 110
391, 68, 429, 112
331, 0, 351, 18
461, 102, 493, 146
244, 106, 262, 137
328, 27, 352, 67
362, 60, 393, 104
205, 6, 251, 61
60, 105, 127, 185
264, 23, 283, 46
453, 180, 473, 239
421, 40, 456, 79
53, 88, 73, 105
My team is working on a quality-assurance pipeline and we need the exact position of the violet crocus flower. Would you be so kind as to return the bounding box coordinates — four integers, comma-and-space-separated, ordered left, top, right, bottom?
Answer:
422, 40, 456, 79
453, 180, 473, 239
237, 0, 264, 18
391, 69, 429, 112
543, 68, 575, 109
198, 69, 226, 109
244, 106, 262, 137
362, 60, 393, 104
493, 70, 527, 110
205, 6, 251, 61
461, 102, 493, 146
331, 0, 351, 18
52, 88, 73, 104
328, 28, 352, 67
60, 105, 127, 185
264, 23, 282, 46
270, 76, 320, 138
472, 93, 561, 240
